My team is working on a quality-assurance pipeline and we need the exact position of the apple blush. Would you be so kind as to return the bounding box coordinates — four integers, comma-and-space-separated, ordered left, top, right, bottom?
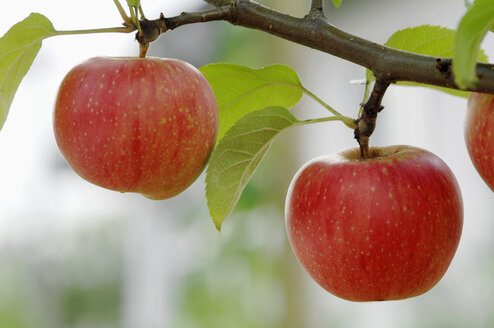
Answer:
465, 92, 494, 191
54, 57, 218, 200
285, 145, 463, 301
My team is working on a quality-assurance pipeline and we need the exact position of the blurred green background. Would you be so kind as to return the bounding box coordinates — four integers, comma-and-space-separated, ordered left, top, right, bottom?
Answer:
1, 0, 494, 327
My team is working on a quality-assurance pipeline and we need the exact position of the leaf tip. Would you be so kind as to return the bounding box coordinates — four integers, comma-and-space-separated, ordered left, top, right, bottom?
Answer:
214, 220, 223, 232
332, 0, 342, 7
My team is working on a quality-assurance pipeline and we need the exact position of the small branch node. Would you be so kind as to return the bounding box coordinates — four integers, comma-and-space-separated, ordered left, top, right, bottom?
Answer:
308, 0, 325, 18
435, 58, 453, 81
135, 16, 168, 57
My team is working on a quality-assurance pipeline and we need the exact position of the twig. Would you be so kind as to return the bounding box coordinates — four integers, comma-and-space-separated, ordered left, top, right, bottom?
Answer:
309, 0, 324, 18
354, 80, 390, 158
203, 0, 234, 7
133, 0, 494, 148
164, 5, 234, 29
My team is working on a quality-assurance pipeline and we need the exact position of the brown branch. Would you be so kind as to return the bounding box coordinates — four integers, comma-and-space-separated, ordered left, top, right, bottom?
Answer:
158, 0, 494, 94
135, 0, 494, 152
203, 0, 232, 7
354, 81, 390, 158
163, 4, 234, 29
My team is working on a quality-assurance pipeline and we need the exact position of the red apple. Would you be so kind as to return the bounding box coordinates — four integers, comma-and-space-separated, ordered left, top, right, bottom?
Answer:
54, 57, 218, 200
285, 145, 463, 301
465, 92, 494, 191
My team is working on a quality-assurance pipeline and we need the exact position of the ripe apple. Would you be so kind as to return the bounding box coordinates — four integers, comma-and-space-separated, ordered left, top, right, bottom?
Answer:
285, 145, 463, 301
54, 57, 218, 200
465, 92, 494, 191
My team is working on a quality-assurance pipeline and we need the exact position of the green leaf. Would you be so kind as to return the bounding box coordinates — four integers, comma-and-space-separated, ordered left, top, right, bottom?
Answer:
206, 106, 300, 230
332, 0, 342, 7
386, 25, 458, 58
0, 13, 55, 130
453, 0, 494, 89
199, 63, 303, 142
366, 25, 488, 98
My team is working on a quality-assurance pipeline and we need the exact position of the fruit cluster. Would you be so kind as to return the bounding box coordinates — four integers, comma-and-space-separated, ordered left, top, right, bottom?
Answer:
54, 57, 494, 302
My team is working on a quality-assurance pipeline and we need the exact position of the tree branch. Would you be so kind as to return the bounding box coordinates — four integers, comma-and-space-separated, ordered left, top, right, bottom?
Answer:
203, 0, 234, 8
134, 0, 494, 153
164, 4, 234, 29
159, 0, 494, 94
355, 80, 390, 158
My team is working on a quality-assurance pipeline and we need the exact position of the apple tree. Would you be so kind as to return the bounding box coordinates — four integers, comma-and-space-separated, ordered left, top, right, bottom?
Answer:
1, 0, 494, 303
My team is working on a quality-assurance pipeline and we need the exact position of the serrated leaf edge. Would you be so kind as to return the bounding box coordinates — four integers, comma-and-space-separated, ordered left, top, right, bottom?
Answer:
206, 107, 299, 231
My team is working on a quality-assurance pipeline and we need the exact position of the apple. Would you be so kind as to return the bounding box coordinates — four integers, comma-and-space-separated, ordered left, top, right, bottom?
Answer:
54, 57, 218, 200
465, 92, 494, 191
285, 145, 463, 301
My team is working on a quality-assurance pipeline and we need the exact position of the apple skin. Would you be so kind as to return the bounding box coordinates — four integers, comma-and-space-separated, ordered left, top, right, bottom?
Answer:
54, 57, 218, 200
465, 92, 494, 191
285, 145, 463, 302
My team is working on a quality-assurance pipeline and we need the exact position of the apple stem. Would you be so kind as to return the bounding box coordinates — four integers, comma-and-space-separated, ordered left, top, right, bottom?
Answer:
139, 43, 149, 58
354, 80, 389, 158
